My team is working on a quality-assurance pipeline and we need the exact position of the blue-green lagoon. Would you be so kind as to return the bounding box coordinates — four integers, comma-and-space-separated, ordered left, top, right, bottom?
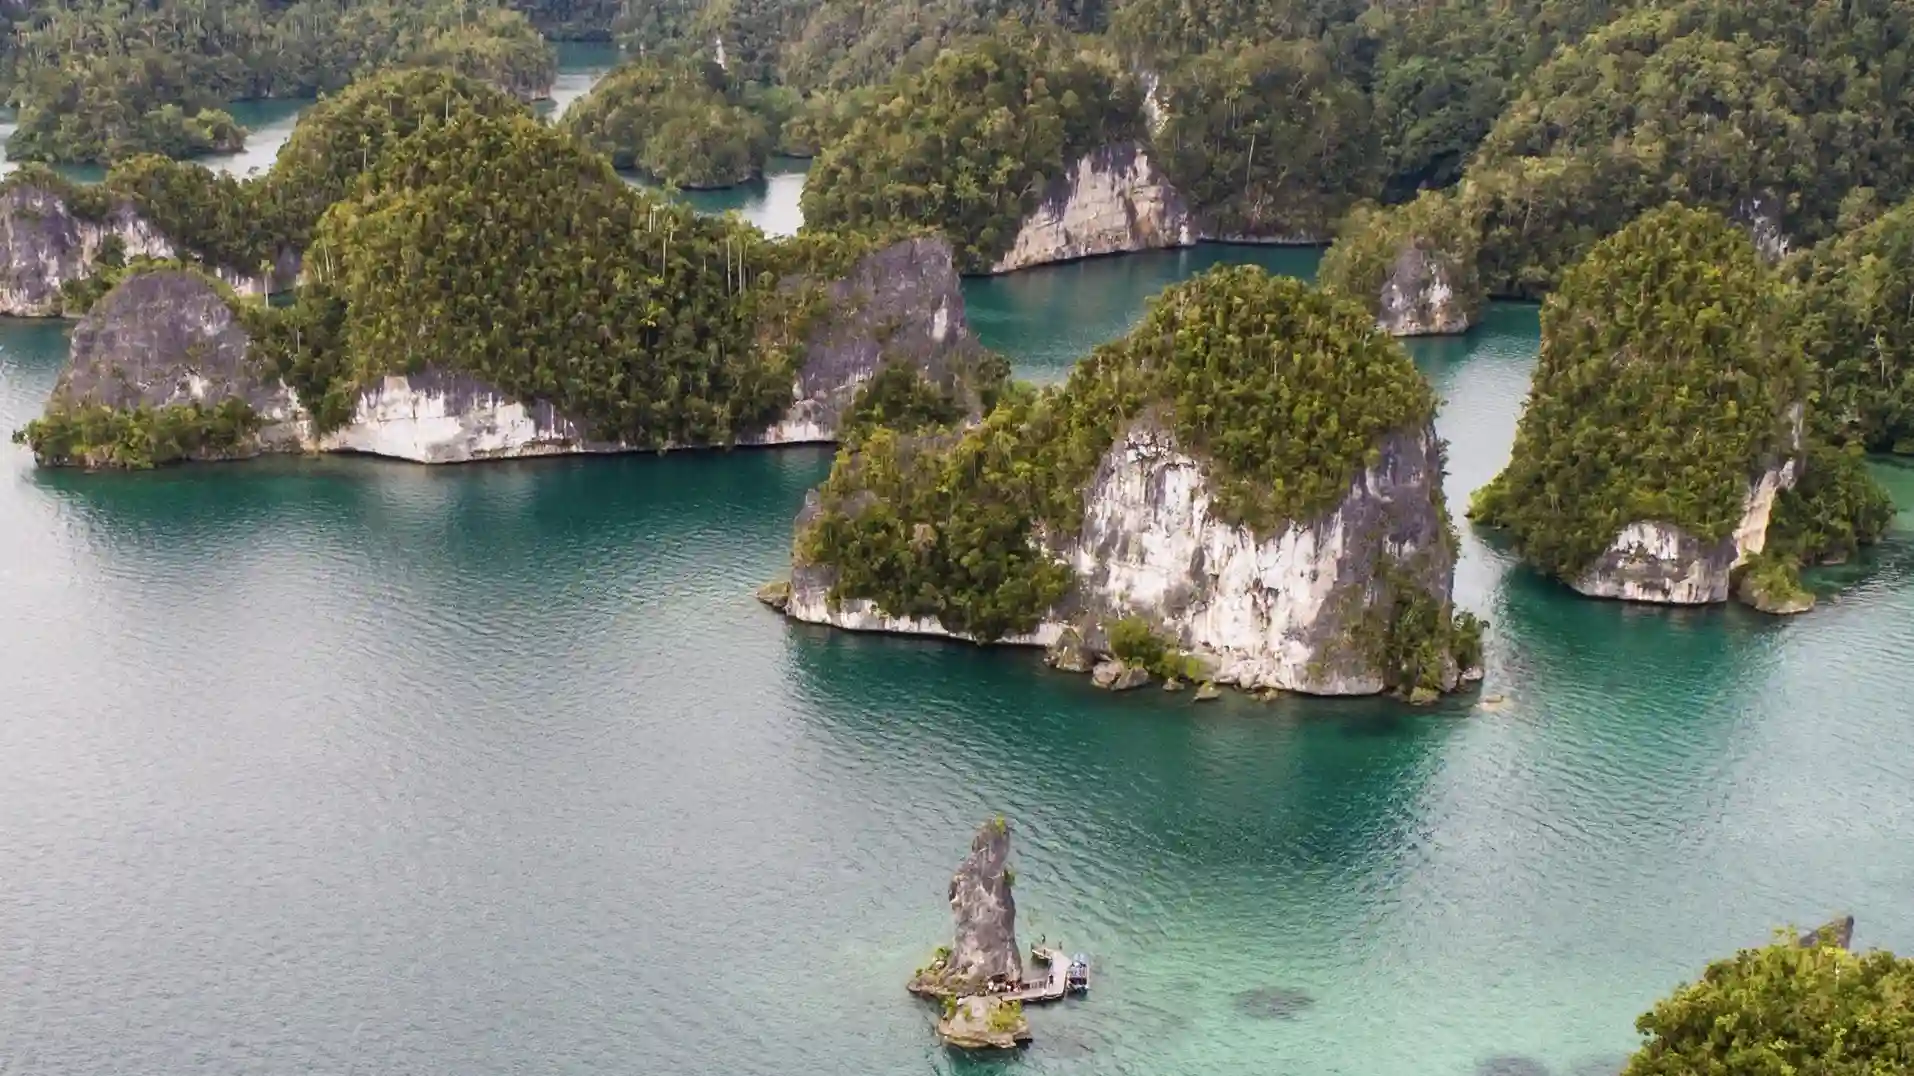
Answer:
2, 234, 1912, 1075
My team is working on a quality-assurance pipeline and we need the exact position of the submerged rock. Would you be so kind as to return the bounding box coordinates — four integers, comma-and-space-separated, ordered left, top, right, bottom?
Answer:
1799, 915, 1855, 950
1193, 682, 1221, 702
1091, 659, 1151, 691
1044, 627, 1095, 673
754, 580, 792, 611
989, 143, 1193, 273
1735, 567, 1816, 615
907, 818, 1022, 998
1234, 985, 1317, 1019
936, 996, 1031, 1050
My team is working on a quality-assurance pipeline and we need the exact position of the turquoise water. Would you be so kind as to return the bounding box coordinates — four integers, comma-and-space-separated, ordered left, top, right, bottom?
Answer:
624, 156, 811, 237
4, 240, 1914, 1075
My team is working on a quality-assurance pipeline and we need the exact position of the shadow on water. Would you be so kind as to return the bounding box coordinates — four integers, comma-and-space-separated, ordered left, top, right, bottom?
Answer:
1233, 984, 1317, 1019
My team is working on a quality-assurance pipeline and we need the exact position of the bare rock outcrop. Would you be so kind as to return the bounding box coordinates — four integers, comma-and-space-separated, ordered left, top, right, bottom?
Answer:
0, 179, 294, 318
989, 143, 1193, 273
907, 818, 1022, 998
27, 269, 306, 463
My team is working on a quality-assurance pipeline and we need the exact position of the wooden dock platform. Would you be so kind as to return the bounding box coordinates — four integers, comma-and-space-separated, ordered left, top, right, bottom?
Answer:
997, 946, 1071, 1003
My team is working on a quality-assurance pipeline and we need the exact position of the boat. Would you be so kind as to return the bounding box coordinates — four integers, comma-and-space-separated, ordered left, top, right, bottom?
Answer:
1065, 954, 1089, 994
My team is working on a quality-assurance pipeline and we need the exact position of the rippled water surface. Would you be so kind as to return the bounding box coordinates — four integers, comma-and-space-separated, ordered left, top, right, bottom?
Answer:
4, 235, 1914, 1076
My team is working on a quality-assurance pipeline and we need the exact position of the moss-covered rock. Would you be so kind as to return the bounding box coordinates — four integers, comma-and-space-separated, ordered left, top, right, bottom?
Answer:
1470, 204, 1887, 607
1320, 191, 1482, 336
14, 267, 303, 467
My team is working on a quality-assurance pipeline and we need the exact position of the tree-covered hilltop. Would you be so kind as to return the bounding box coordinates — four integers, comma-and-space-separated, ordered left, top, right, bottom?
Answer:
1316, 189, 1482, 333
1624, 925, 1914, 1075
288, 105, 794, 444
1470, 206, 1802, 575
1792, 195, 1914, 455
796, 265, 1480, 694
800, 30, 1144, 272
1470, 205, 1888, 603
1340, 0, 1914, 303
560, 58, 774, 187
4, 0, 555, 164
1151, 39, 1374, 240
261, 69, 535, 247
0, 70, 533, 296
276, 103, 957, 447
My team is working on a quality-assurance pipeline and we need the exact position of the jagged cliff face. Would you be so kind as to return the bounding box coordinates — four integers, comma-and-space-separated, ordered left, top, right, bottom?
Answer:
48, 269, 305, 454
990, 143, 1194, 274
0, 185, 172, 317
786, 420, 1465, 696
0, 184, 295, 317
320, 237, 979, 462
907, 820, 1022, 997
1377, 246, 1472, 337
1571, 457, 1799, 604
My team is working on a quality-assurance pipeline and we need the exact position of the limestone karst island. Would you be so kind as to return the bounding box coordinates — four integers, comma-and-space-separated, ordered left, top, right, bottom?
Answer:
4, 0, 1914, 1072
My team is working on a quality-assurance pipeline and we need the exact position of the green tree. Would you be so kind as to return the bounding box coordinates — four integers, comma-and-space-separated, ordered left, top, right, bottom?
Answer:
1624, 934, 1914, 1075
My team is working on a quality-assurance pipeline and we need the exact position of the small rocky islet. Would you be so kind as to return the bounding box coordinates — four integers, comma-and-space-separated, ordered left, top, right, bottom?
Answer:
907, 818, 1094, 1050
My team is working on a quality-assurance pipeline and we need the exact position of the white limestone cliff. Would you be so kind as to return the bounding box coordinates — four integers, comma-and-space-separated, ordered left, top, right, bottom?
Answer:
783, 420, 1474, 696
1571, 457, 1800, 604
0, 181, 290, 316
1377, 246, 1472, 337
989, 143, 1194, 274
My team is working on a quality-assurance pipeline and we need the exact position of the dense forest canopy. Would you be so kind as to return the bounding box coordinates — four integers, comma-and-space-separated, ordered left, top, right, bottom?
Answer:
1369, 0, 1914, 300
800, 29, 1143, 272
3, 0, 554, 163
559, 57, 773, 187
262, 99, 917, 447
1152, 38, 1374, 239
797, 266, 1469, 687
506, 0, 624, 39
1469, 205, 1841, 580
1792, 195, 1914, 455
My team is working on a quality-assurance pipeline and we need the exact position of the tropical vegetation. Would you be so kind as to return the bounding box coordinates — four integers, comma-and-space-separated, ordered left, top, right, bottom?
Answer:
13, 398, 262, 469
1151, 39, 1373, 239
1469, 205, 1889, 599
1623, 929, 1914, 1075
800, 29, 1144, 272
1792, 196, 1914, 455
